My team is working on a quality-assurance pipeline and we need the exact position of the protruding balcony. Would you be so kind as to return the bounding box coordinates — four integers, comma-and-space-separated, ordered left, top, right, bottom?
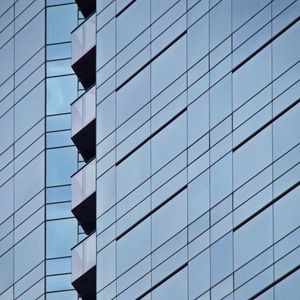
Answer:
75, 0, 96, 18
72, 13, 96, 90
71, 86, 96, 162
72, 232, 96, 300
72, 159, 96, 234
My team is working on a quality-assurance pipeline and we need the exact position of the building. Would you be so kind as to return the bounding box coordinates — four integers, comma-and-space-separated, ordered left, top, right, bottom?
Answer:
0, 0, 80, 299
0, 0, 300, 300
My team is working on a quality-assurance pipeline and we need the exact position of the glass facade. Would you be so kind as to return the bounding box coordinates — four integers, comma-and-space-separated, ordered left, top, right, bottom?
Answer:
0, 0, 299, 300
95, 0, 300, 299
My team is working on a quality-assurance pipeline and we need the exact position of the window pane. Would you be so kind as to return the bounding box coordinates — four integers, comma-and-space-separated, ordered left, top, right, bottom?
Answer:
152, 190, 187, 249
273, 104, 300, 160
116, 0, 150, 51
116, 142, 150, 201
152, 113, 187, 173
234, 208, 273, 269
210, 0, 231, 49
187, 14, 209, 67
47, 75, 77, 115
46, 218, 77, 258
15, 225, 44, 280
152, 35, 186, 97
117, 219, 151, 275
233, 46, 271, 110
274, 187, 300, 242
46, 147, 77, 187
273, 22, 300, 78
116, 66, 150, 126
233, 126, 272, 189
211, 153, 232, 206
152, 267, 188, 300
211, 233, 233, 285
46, 4, 77, 44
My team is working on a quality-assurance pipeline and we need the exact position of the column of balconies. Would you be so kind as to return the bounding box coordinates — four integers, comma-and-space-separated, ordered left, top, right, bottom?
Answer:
72, 232, 96, 300
71, 2, 96, 299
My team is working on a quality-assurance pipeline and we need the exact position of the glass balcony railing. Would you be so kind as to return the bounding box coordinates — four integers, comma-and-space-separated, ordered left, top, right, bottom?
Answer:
71, 159, 96, 211
72, 232, 96, 283
72, 13, 96, 66
71, 86, 95, 138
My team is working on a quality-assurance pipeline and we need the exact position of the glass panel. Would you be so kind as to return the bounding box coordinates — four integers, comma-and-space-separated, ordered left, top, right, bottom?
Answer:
274, 187, 300, 242
273, 104, 300, 160
210, 0, 231, 49
233, 46, 271, 110
15, 11, 45, 69
116, 142, 150, 201
46, 147, 77, 187
46, 218, 77, 259
116, 66, 150, 126
188, 170, 209, 223
84, 233, 96, 272
189, 249, 210, 298
117, 219, 151, 275
72, 242, 83, 281
233, 126, 272, 189
210, 153, 232, 206
152, 190, 187, 249
211, 233, 233, 285
116, 0, 150, 51
187, 14, 209, 68
273, 21, 300, 78
234, 208, 273, 269
152, 35, 186, 97
152, 267, 188, 300
47, 4, 77, 44
71, 86, 96, 137
152, 113, 187, 174
15, 225, 44, 281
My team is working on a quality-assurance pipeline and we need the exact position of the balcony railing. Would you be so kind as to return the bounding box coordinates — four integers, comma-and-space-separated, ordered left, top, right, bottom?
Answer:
72, 232, 96, 299
71, 13, 96, 89
71, 86, 96, 162
72, 13, 95, 65
71, 159, 96, 234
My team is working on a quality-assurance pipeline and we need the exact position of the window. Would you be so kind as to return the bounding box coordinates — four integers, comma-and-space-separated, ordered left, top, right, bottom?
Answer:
116, 0, 150, 51
152, 267, 188, 300
152, 190, 187, 249
116, 66, 150, 126
234, 208, 273, 269
15, 11, 45, 69
152, 35, 186, 97
233, 46, 271, 110
117, 219, 151, 275
116, 142, 150, 201
233, 126, 272, 189
152, 112, 187, 174
211, 233, 233, 285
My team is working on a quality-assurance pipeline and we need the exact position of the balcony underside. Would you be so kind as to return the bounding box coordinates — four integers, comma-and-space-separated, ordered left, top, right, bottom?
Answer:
72, 47, 96, 90
72, 192, 96, 235
75, 0, 95, 18
72, 265, 96, 300
71, 119, 96, 163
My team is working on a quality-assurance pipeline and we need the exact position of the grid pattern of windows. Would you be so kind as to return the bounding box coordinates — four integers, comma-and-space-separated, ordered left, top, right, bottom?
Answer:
96, 0, 300, 299
45, 1, 80, 299
0, 1, 46, 299
0, 1, 79, 299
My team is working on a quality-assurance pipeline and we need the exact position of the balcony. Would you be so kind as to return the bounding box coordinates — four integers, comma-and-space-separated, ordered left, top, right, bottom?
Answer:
72, 232, 96, 300
72, 159, 96, 234
75, 0, 96, 18
72, 14, 96, 90
71, 86, 96, 162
